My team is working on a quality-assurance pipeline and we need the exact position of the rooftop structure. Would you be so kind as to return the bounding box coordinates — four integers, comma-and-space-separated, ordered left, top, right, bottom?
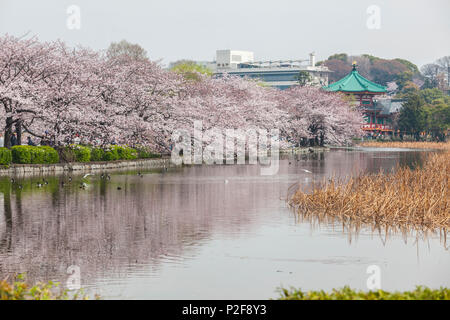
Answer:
323, 63, 387, 93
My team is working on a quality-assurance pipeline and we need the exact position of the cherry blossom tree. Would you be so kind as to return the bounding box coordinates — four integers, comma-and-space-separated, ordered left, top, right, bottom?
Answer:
0, 35, 59, 147
0, 35, 363, 152
278, 87, 363, 146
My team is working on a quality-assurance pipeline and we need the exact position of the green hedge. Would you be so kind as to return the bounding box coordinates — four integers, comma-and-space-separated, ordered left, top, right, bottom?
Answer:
102, 147, 119, 161
114, 146, 138, 160
0, 147, 12, 165
71, 145, 91, 162
100, 146, 138, 161
58, 147, 76, 163
11, 146, 59, 164
8, 144, 159, 164
137, 147, 162, 159
90, 148, 105, 161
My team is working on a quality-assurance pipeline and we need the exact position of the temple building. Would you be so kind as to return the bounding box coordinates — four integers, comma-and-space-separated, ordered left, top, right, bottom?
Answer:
324, 63, 400, 135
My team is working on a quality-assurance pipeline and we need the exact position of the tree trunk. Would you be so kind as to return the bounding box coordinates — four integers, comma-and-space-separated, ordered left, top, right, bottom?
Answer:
4, 117, 13, 149
15, 120, 22, 145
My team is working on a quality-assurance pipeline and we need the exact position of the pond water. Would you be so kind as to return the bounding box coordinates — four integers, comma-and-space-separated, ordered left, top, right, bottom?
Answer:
0, 149, 448, 299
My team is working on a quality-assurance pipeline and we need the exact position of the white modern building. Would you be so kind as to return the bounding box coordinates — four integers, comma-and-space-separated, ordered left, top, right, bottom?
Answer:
212, 50, 331, 89
215, 50, 254, 69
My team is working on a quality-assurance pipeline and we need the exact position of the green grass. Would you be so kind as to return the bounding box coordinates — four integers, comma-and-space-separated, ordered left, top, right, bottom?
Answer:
278, 286, 450, 300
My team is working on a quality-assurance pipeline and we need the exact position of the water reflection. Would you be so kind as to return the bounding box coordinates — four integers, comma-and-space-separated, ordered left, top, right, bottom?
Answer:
0, 150, 447, 299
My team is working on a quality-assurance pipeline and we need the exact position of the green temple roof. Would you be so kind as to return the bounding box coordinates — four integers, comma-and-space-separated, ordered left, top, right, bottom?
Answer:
323, 64, 387, 93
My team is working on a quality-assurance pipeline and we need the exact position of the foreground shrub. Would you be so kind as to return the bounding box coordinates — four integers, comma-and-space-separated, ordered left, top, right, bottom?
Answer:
0, 147, 12, 165
0, 274, 97, 300
290, 152, 450, 231
11, 146, 59, 164
279, 286, 450, 300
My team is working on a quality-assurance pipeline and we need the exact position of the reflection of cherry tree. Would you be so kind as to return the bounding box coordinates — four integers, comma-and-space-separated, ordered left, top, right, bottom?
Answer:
0, 35, 363, 150
0, 166, 283, 285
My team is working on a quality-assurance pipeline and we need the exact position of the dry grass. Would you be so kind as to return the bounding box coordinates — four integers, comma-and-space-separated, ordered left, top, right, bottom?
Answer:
289, 152, 450, 233
358, 141, 450, 150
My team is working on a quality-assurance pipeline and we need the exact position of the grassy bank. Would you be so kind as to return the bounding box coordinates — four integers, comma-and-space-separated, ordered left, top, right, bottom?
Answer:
358, 141, 450, 150
278, 286, 450, 300
289, 151, 449, 232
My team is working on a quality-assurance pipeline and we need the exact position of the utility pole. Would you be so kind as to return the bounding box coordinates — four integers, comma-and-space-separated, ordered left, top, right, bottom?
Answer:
447, 66, 450, 91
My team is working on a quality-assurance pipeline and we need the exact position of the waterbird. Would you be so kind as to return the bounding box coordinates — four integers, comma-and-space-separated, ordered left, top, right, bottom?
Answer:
18, 185, 23, 189
10, 178, 15, 183
224, 179, 229, 184
117, 186, 122, 190
300, 169, 312, 174
36, 183, 43, 188
83, 173, 93, 179
79, 182, 88, 189
68, 176, 72, 182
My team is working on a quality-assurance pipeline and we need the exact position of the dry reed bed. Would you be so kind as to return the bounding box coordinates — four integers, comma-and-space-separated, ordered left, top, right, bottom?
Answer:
358, 141, 450, 150
289, 152, 450, 233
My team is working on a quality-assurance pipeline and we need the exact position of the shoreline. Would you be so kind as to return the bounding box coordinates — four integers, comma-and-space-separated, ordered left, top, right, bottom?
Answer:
0, 157, 173, 176
0, 146, 331, 176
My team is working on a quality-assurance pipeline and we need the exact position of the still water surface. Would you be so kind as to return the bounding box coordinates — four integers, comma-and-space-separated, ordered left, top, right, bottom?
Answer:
0, 149, 448, 299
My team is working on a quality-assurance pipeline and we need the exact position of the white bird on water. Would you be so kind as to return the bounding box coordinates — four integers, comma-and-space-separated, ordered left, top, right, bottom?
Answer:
83, 173, 93, 179
300, 169, 312, 174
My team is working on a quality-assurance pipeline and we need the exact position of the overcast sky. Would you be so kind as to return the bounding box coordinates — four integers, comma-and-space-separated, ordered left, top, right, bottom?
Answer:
1, 0, 449, 68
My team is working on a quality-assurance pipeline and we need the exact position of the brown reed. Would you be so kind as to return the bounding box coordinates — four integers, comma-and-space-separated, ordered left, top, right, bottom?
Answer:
289, 152, 450, 233
358, 141, 450, 150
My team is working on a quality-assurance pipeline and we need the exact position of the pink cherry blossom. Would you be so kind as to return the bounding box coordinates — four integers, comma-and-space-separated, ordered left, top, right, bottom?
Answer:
0, 35, 363, 151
